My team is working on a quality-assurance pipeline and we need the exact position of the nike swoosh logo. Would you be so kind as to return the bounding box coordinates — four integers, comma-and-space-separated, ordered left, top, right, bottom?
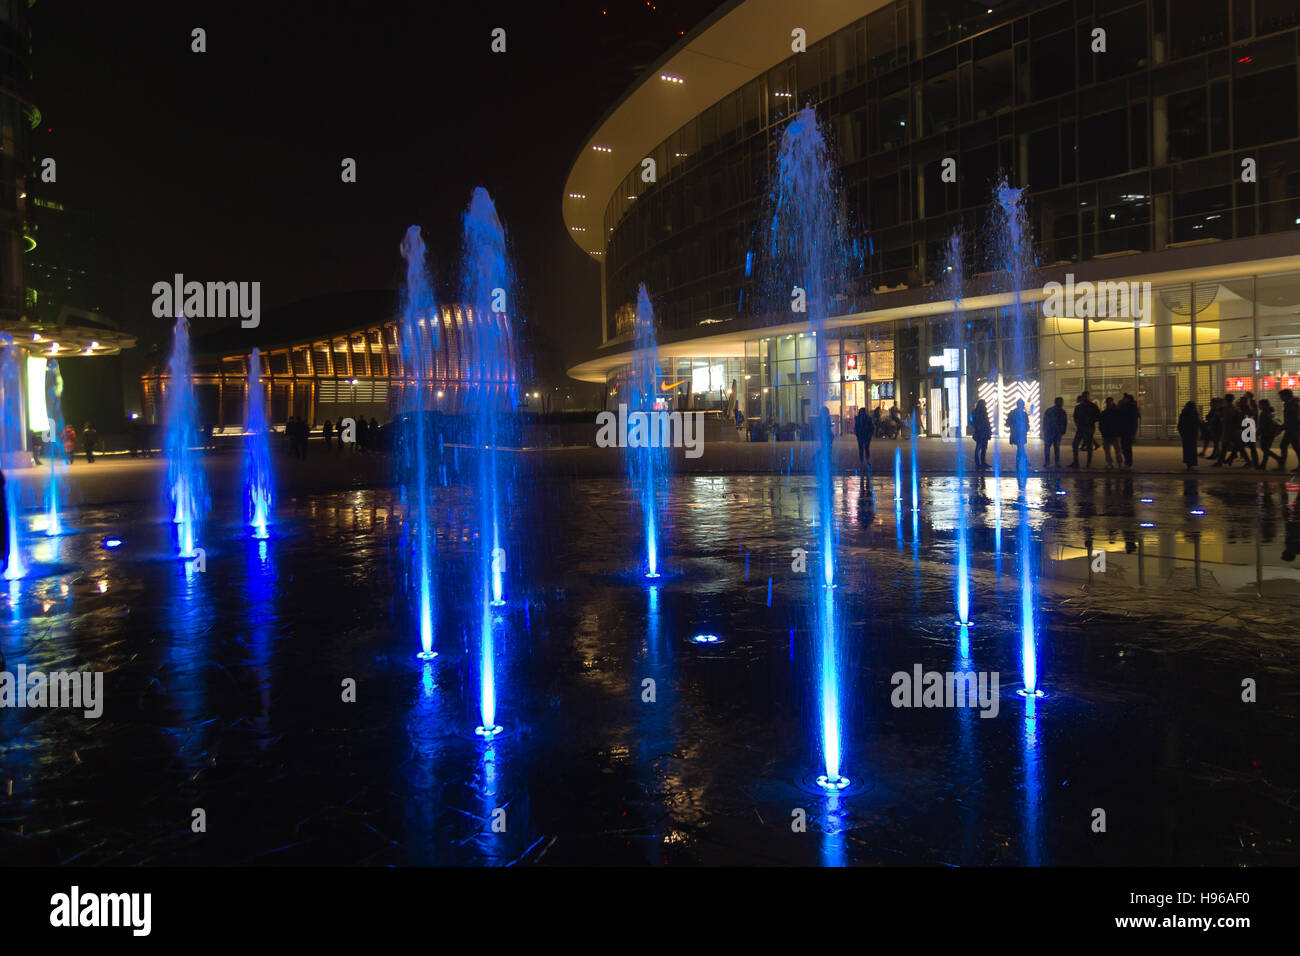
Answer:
661, 379, 690, 391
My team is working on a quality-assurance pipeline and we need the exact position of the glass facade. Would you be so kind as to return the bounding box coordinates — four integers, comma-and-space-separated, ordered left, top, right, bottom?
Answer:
1041, 270, 1300, 437
600, 0, 1300, 348
607, 355, 748, 413
605, 266, 1300, 439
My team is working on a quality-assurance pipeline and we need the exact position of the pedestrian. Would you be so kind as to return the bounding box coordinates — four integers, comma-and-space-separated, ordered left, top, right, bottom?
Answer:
1199, 399, 1219, 458
1070, 392, 1099, 469
853, 405, 874, 470
1218, 396, 1258, 467
1276, 389, 1300, 472
323, 419, 334, 451
1214, 397, 1242, 466
1118, 393, 1140, 469
83, 422, 98, 463
817, 405, 833, 448
1177, 401, 1200, 471
1240, 393, 1260, 468
1006, 398, 1029, 475
1213, 395, 1236, 464
1042, 396, 1067, 468
1258, 399, 1281, 469
1099, 397, 1122, 469
970, 398, 991, 468
62, 424, 76, 465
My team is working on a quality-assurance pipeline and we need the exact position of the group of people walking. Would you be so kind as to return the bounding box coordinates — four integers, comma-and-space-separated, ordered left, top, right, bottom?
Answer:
321, 416, 381, 452
1053, 392, 1142, 470
959, 391, 1140, 472
30, 423, 99, 465
1177, 388, 1300, 472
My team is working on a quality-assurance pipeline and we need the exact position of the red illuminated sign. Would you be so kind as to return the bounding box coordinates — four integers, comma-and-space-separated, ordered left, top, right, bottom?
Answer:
1239, 375, 1300, 392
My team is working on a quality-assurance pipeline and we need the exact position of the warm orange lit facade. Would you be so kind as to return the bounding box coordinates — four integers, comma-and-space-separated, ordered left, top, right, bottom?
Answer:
140, 295, 519, 430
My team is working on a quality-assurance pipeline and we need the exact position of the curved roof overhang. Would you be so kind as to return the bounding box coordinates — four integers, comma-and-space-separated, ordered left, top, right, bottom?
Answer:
1, 319, 135, 357
561, 0, 882, 259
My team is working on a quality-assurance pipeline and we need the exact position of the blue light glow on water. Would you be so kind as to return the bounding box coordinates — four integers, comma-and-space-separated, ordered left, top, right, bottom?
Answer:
1021, 696, 1044, 865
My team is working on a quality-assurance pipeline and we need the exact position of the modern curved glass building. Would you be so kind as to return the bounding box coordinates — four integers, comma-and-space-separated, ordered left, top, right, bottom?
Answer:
564, 0, 1300, 438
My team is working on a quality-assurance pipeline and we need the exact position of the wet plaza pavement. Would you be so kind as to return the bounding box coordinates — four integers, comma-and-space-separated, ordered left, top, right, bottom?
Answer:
1, 470, 1297, 866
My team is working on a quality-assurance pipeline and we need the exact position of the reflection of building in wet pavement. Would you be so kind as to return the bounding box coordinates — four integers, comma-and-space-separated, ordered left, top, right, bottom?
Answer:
1040, 480, 1300, 594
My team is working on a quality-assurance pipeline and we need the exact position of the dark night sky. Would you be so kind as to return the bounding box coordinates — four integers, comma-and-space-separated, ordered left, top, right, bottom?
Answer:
29, 0, 721, 383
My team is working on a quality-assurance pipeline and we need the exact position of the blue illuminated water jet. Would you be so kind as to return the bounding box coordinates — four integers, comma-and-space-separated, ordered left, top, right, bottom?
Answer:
991, 178, 1044, 696
43, 360, 65, 537
398, 226, 439, 660
767, 106, 854, 790
941, 233, 971, 626
910, 409, 920, 512
0, 338, 26, 578
991, 177, 1039, 485
628, 284, 666, 579
244, 348, 273, 540
162, 315, 205, 559
460, 187, 521, 736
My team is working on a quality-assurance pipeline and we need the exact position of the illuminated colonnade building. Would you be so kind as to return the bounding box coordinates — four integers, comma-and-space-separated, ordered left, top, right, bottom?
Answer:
140, 290, 519, 431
